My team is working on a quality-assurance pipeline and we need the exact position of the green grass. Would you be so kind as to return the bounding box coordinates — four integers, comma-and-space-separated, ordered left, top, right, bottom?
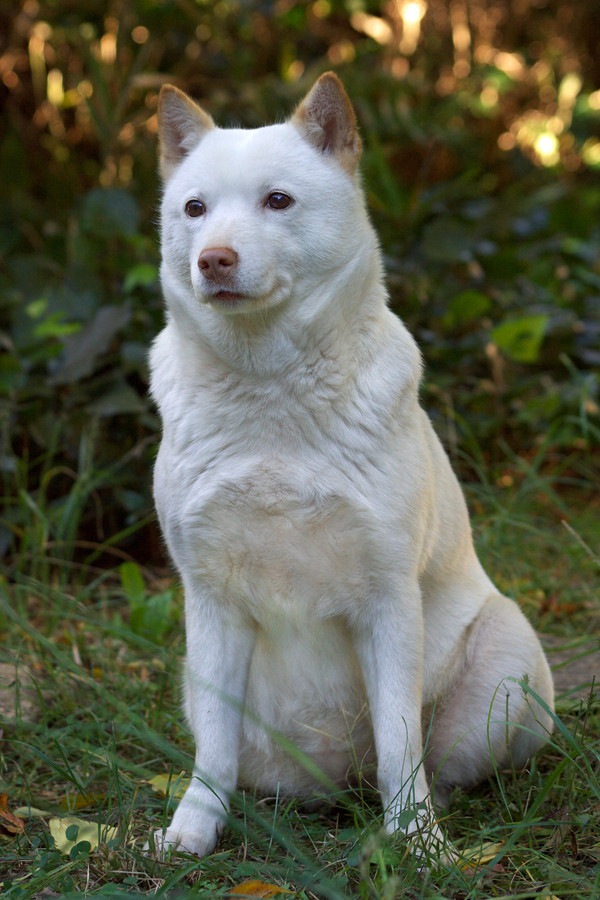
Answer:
0, 469, 598, 898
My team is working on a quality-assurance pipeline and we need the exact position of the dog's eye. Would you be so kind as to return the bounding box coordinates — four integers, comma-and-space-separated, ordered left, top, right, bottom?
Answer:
185, 199, 206, 218
265, 191, 294, 211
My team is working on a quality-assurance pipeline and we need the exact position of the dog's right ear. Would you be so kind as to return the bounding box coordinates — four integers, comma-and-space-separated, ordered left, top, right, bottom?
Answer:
158, 85, 215, 181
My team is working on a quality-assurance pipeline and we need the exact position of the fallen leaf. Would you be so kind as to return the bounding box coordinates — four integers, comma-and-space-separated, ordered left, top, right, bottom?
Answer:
59, 791, 106, 811
0, 794, 25, 834
14, 806, 51, 819
458, 840, 505, 872
146, 772, 190, 799
229, 881, 294, 897
49, 816, 118, 855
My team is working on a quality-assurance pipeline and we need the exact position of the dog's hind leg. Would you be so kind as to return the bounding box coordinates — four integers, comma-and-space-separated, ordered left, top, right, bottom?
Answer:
425, 594, 554, 807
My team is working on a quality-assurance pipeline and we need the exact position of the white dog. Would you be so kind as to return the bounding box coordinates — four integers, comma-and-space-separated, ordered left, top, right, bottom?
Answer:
149, 72, 554, 859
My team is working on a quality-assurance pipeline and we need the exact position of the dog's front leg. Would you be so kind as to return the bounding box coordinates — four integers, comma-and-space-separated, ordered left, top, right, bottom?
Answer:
152, 589, 255, 858
352, 586, 446, 856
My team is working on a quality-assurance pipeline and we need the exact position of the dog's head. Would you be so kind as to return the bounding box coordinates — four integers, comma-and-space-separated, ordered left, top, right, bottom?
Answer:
157, 73, 379, 324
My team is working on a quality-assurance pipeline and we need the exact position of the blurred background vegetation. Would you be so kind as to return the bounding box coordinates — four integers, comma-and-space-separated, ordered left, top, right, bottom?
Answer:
1, 0, 599, 578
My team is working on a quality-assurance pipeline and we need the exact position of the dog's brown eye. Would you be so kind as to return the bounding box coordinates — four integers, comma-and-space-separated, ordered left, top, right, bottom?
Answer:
185, 199, 206, 218
266, 191, 293, 210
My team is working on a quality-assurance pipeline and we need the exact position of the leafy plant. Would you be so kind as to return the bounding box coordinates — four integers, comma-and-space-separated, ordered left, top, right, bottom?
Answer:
119, 561, 178, 643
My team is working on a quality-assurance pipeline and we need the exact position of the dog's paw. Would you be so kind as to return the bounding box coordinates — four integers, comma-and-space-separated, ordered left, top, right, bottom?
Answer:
146, 825, 220, 859
384, 805, 457, 867
402, 827, 457, 868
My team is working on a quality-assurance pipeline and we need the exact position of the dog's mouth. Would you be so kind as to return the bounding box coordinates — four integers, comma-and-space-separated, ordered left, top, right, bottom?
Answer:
203, 288, 251, 309
201, 281, 290, 313
209, 289, 247, 305
207, 288, 274, 311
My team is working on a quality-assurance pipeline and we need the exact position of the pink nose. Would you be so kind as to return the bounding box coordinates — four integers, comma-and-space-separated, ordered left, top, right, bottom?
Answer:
198, 247, 238, 282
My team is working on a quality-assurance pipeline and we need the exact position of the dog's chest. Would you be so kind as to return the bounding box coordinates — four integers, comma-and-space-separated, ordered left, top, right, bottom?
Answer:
153, 353, 399, 618
159, 439, 382, 620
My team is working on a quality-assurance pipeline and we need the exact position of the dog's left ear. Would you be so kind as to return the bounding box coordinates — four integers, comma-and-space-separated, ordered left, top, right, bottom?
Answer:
292, 72, 362, 174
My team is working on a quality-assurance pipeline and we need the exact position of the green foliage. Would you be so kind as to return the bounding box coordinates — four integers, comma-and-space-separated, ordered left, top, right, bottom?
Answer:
491, 315, 548, 364
120, 561, 178, 642
1, 176, 160, 569
1, 0, 599, 564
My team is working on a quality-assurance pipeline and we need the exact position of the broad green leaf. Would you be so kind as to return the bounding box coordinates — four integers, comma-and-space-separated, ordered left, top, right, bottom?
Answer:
120, 561, 146, 607
121, 563, 175, 641
443, 290, 491, 330
124, 263, 158, 292
129, 590, 174, 641
65, 823, 79, 841
33, 313, 80, 339
491, 314, 548, 363
70, 840, 92, 860
26, 298, 48, 319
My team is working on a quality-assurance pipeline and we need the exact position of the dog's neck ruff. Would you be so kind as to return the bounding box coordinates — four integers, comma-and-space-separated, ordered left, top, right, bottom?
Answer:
165, 250, 388, 381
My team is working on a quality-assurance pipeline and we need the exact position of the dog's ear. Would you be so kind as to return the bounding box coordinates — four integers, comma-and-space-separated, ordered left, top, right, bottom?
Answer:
292, 72, 362, 174
158, 85, 215, 181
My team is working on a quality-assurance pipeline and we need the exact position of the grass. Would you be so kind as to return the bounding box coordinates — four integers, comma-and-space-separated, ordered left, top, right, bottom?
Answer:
0, 461, 598, 898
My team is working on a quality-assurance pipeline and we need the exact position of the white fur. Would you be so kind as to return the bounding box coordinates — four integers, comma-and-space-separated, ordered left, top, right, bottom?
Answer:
149, 75, 554, 859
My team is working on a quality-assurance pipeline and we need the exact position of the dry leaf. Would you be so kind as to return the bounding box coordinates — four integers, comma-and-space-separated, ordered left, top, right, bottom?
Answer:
146, 772, 190, 799
59, 791, 106, 811
458, 840, 505, 872
14, 806, 50, 819
229, 880, 294, 897
0, 794, 25, 834
49, 815, 118, 855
